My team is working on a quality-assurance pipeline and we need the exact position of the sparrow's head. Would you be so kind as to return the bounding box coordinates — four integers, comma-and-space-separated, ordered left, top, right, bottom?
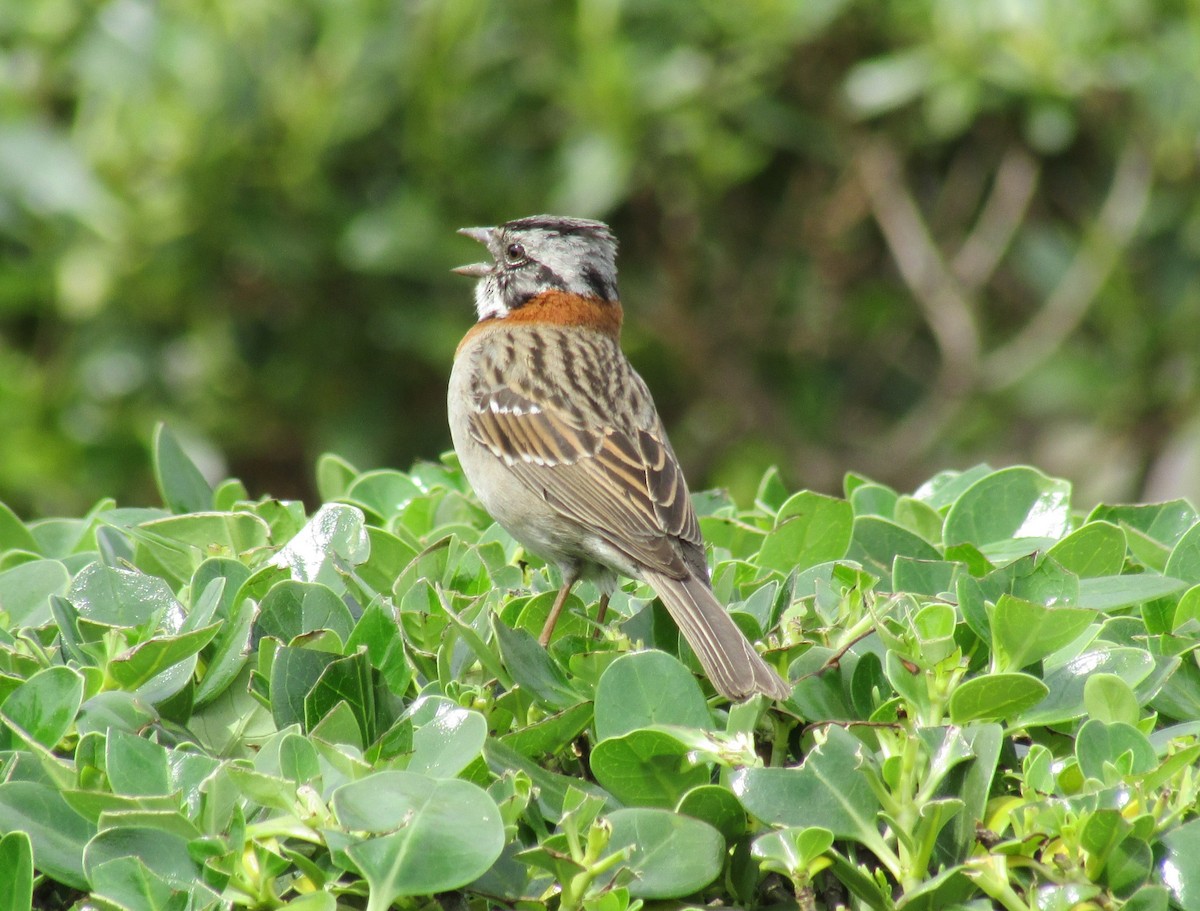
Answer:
453, 215, 619, 321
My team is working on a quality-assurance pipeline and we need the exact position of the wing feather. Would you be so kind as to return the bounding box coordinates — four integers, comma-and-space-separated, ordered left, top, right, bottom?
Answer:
465, 355, 701, 578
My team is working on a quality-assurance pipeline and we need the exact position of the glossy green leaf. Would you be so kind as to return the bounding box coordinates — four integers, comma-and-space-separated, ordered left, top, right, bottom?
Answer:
274, 733, 320, 786
787, 646, 853, 720
281, 892, 338, 911
1076, 573, 1186, 610
732, 726, 890, 859
1076, 720, 1156, 780
913, 602, 956, 664
993, 553, 1080, 607
139, 511, 271, 560
594, 651, 712, 741
67, 562, 184, 631
499, 702, 593, 759
849, 650, 890, 719
86, 857, 185, 911
357, 527, 419, 595
846, 480, 893, 515
1020, 648, 1156, 728
755, 466, 789, 512
152, 423, 213, 514
344, 470, 423, 522
334, 771, 504, 909
990, 595, 1095, 672
605, 807, 723, 899
108, 622, 221, 692
406, 696, 488, 778
0, 559, 70, 628
699, 516, 766, 561
948, 673, 1048, 723
756, 491, 853, 574
83, 826, 199, 886
0, 782, 94, 890
483, 739, 616, 822
892, 495, 944, 543
269, 646, 342, 732
28, 516, 91, 560
848, 516, 941, 579
591, 729, 710, 808
1035, 883, 1104, 911
346, 601, 413, 697
1166, 521, 1200, 585
0, 501, 38, 553
1088, 502, 1197, 572
0, 666, 83, 749
1122, 886, 1169, 911
1045, 521, 1126, 577
493, 617, 581, 710
1161, 819, 1200, 910
892, 558, 957, 597
932, 723, 1002, 866
676, 784, 746, 842
1079, 807, 1131, 862
193, 586, 256, 708
752, 826, 835, 877
191, 557, 250, 618
883, 649, 926, 709
912, 464, 994, 511
1153, 661, 1200, 724
0, 831, 33, 911
943, 466, 1071, 553
1105, 838, 1153, 898
303, 649, 374, 745
106, 729, 171, 796
1087, 501, 1198, 549
271, 503, 370, 583
211, 477, 250, 511
1174, 585, 1200, 632
316, 453, 360, 502
254, 580, 355, 646
1084, 673, 1140, 725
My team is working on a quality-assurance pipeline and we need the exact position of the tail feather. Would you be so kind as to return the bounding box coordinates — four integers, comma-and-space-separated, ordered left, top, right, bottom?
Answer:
643, 570, 791, 701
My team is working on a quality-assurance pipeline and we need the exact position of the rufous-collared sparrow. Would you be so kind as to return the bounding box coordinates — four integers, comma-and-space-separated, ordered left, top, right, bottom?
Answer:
448, 215, 791, 701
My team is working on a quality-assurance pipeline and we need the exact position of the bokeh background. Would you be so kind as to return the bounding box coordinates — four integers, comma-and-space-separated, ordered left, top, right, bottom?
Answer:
3, 0, 1199, 517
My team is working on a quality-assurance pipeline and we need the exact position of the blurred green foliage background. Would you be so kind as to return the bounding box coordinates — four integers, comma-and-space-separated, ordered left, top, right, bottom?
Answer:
3, 0, 1199, 517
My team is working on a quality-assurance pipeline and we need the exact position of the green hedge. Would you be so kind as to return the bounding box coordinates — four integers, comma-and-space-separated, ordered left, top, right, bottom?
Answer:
4, 1, 1200, 514
1, 426, 1199, 909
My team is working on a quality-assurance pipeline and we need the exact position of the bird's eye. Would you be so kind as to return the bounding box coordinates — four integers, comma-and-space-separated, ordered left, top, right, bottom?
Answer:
504, 242, 526, 264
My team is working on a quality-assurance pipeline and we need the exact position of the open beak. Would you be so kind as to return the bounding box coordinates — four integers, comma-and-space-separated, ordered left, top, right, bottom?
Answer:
452, 226, 496, 276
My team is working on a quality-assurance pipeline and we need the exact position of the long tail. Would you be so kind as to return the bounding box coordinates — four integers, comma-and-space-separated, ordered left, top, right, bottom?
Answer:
643, 569, 791, 701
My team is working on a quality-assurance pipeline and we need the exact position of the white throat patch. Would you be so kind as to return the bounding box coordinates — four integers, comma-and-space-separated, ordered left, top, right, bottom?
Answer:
473, 277, 508, 321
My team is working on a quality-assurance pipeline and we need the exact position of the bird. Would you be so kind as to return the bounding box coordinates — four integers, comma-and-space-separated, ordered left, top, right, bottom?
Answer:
447, 214, 791, 701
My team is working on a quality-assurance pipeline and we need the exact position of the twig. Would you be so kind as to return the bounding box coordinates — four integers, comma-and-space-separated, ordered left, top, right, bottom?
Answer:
981, 142, 1151, 391
952, 148, 1040, 292
856, 139, 982, 389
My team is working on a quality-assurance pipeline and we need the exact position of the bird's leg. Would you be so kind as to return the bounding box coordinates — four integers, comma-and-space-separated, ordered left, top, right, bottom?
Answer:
592, 593, 610, 639
538, 568, 580, 647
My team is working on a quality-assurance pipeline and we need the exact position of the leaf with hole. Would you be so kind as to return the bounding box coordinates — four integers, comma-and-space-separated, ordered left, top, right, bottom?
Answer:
756, 491, 853, 574
334, 771, 505, 910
